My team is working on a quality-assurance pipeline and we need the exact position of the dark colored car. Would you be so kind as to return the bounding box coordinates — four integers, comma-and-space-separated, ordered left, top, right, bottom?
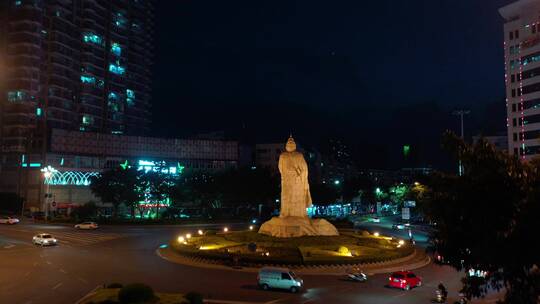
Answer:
388, 271, 422, 290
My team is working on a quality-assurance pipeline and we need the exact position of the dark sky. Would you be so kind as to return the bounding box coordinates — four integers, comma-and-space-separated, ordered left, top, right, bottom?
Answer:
151, 0, 512, 170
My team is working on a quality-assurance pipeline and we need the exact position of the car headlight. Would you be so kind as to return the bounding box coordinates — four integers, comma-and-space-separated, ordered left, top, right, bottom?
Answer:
296, 281, 302, 286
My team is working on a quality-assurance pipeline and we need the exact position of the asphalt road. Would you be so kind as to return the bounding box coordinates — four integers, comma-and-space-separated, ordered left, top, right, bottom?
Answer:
0, 218, 499, 304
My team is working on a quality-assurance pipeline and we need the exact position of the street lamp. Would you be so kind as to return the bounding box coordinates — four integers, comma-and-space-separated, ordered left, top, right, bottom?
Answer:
452, 109, 470, 176
40, 166, 57, 219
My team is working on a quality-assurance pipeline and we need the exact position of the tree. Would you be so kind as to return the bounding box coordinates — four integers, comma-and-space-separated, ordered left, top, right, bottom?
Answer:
71, 201, 98, 220
310, 182, 339, 205
342, 176, 374, 202
139, 164, 177, 219
388, 184, 410, 206
0, 192, 23, 214
421, 131, 540, 303
89, 166, 140, 217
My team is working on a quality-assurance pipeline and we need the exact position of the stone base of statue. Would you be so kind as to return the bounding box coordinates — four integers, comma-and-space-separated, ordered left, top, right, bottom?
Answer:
258, 216, 339, 238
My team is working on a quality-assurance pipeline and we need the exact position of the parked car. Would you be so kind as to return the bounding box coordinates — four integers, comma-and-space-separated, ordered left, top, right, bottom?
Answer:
371, 216, 380, 223
75, 222, 98, 229
388, 271, 422, 290
32, 234, 58, 246
0, 216, 19, 224
257, 267, 303, 293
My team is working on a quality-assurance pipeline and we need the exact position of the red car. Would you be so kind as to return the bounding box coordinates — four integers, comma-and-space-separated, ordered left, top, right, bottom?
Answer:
388, 271, 422, 290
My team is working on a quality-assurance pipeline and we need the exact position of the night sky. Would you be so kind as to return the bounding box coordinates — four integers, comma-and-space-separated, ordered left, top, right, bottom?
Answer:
151, 0, 512, 170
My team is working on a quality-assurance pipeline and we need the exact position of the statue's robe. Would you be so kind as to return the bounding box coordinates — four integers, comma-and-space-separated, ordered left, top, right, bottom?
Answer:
278, 151, 311, 218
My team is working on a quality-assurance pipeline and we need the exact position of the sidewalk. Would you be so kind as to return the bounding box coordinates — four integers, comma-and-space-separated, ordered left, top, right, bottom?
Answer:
156, 247, 431, 276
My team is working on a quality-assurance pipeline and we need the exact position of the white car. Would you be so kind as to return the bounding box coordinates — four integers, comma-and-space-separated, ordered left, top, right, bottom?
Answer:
371, 217, 381, 223
392, 223, 405, 230
32, 234, 58, 246
75, 222, 98, 229
0, 216, 19, 224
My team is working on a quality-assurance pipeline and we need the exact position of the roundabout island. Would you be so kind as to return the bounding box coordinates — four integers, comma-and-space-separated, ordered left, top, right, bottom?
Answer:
164, 137, 415, 269
168, 228, 414, 267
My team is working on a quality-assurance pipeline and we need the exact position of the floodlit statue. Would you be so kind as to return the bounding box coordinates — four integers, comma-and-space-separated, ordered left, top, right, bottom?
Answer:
259, 136, 339, 237
279, 136, 312, 217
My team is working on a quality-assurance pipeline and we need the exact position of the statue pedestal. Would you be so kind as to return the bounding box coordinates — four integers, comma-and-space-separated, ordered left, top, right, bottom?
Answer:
258, 216, 339, 238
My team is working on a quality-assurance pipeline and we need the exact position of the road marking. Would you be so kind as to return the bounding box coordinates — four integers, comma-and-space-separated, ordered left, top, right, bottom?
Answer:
264, 299, 287, 304
46, 261, 52, 265
59, 268, 67, 274
52, 282, 63, 290
3, 244, 15, 249
77, 277, 88, 284
24, 271, 31, 277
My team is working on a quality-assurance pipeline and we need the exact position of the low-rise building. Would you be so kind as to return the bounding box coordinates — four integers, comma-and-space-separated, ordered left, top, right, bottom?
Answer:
0, 129, 239, 213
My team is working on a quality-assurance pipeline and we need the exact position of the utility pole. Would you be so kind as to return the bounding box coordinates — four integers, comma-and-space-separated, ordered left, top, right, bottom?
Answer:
452, 110, 470, 176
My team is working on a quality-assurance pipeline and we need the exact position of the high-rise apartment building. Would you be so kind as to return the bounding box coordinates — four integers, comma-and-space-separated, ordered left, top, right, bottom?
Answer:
0, 0, 154, 157
500, 0, 540, 159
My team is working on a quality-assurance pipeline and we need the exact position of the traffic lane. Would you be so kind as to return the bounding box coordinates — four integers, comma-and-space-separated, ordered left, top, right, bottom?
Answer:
356, 222, 431, 245
0, 245, 92, 304
295, 262, 462, 304
0, 232, 291, 304
0, 224, 461, 304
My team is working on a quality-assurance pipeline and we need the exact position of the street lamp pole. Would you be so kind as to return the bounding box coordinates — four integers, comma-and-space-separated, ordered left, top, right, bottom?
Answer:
452, 110, 470, 176
40, 165, 57, 219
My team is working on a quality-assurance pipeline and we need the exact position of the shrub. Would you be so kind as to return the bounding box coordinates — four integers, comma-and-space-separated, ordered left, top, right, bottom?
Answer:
185, 292, 203, 304
118, 283, 155, 304
107, 283, 123, 289
247, 242, 257, 252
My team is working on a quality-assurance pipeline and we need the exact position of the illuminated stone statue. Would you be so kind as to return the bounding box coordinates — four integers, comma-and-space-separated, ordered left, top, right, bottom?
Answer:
259, 136, 339, 237
279, 136, 312, 217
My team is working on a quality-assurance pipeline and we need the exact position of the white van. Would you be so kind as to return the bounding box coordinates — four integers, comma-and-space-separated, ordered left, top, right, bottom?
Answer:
257, 267, 303, 293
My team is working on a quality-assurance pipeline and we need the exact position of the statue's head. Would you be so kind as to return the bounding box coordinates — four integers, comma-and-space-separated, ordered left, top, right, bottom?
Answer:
285, 136, 296, 152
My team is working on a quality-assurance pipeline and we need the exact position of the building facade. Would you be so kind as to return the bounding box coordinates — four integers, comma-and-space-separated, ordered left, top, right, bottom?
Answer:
0, 129, 239, 213
472, 134, 509, 152
500, 0, 540, 159
0, 0, 154, 156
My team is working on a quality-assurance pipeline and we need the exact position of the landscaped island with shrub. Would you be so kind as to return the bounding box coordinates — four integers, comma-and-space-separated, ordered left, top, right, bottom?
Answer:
169, 230, 413, 266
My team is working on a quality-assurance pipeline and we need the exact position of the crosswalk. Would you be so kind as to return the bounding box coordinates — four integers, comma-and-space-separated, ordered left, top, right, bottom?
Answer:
1, 228, 129, 248
48, 231, 126, 246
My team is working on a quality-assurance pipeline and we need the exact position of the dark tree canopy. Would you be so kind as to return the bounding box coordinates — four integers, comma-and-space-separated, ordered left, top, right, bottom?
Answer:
422, 132, 540, 303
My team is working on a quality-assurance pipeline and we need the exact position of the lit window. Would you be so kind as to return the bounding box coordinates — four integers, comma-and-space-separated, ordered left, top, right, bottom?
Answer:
80, 75, 96, 84
109, 63, 125, 75
114, 13, 127, 28
108, 92, 122, 112
7, 91, 27, 102
36, 107, 43, 116
82, 115, 94, 126
82, 33, 102, 45
126, 89, 135, 106
111, 42, 121, 56
14, 0, 22, 6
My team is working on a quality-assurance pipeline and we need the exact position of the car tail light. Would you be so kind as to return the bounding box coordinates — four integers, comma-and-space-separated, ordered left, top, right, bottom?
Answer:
389, 277, 392, 281
401, 279, 406, 284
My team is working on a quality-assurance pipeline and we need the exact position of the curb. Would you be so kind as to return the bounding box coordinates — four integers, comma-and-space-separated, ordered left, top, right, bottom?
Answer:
156, 247, 430, 275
